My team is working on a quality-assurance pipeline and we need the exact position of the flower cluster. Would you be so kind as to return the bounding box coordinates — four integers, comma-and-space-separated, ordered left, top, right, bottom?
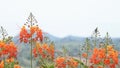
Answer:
67, 58, 79, 68
55, 57, 78, 68
19, 26, 43, 43
55, 57, 66, 68
0, 58, 21, 68
0, 41, 17, 58
33, 42, 54, 59
90, 46, 118, 68
0, 41, 19, 68
82, 53, 88, 58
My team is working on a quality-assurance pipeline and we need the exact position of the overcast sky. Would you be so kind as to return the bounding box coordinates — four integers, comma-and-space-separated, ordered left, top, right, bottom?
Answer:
0, 0, 120, 38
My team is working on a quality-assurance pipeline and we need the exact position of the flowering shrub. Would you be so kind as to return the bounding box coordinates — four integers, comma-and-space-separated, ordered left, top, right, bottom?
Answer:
0, 58, 21, 68
0, 41, 21, 68
19, 13, 43, 68
0, 42, 17, 58
90, 46, 119, 68
19, 25, 43, 43
55, 57, 79, 68
33, 42, 54, 59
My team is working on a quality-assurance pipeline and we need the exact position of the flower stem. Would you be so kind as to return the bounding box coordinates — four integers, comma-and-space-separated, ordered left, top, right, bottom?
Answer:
30, 12, 33, 68
3, 57, 6, 68
31, 40, 32, 68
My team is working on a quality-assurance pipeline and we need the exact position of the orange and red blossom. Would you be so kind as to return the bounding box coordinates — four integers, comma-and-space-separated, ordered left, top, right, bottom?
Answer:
0, 61, 4, 68
19, 26, 29, 43
33, 43, 54, 59
0, 41, 19, 68
0, 57, 21, 68
6, 57, 14, 63
90, 46, 118, 68
67, 58, 78, 67
104, 58, 110, 65
55, 57, 66, 68
14, 65, 21, 68
19, 26, 43, 43
82, 53, 88, 58
0, 41, 17, 58
55, 57, 79, 68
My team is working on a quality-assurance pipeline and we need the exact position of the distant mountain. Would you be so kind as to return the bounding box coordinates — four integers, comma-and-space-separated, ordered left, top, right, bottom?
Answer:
12, 32, 120, 47
60, 35, 85, 42
42, 32, 61, 42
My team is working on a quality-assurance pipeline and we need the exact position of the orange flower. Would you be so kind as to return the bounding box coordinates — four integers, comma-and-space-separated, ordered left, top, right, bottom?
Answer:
67, 58, 78, 67
6, 58, 14, 63
42, 44, 49, 51
33, 48, 37, 57
19, 26, 43, 43
97, 66, 103, 68
90, 65, 94, 68
0, 42, 17, 58
104, 59, 110, 65
82, 53, 87, 58
36, 28, 43, 41
90, 46, 118, 68
8, 42, 17, 58
107, 46, 113, 51
98, 48, 105, 58
19, 26, 29, 43
55, 57, 66, 68
109, 63, 115, 68
0, 61, 4, 68
33, 43, 54, 59
49, 44, 55, 59
30, 26, 37, 35
14, 65, 21, 68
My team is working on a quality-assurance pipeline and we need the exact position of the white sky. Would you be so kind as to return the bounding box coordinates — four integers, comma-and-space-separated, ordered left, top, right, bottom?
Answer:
0, 0, 120, 38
